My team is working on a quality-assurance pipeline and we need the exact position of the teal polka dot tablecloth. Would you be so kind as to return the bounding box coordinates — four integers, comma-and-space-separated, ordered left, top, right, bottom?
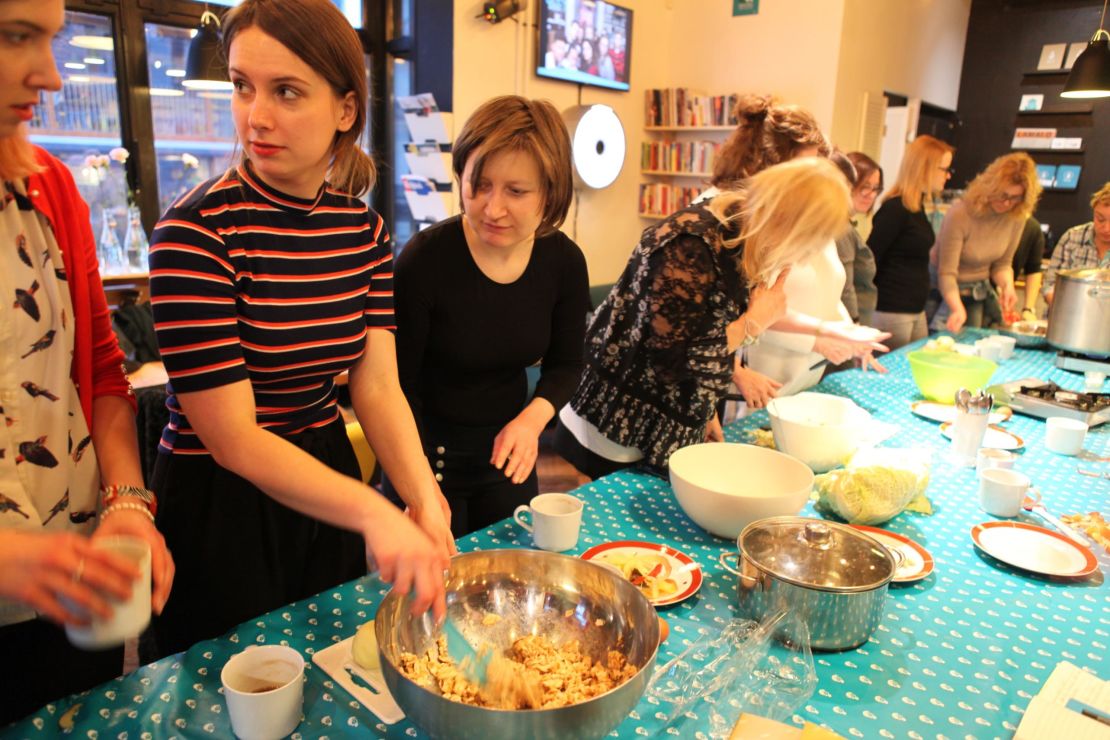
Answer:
8, 337, 1109, 739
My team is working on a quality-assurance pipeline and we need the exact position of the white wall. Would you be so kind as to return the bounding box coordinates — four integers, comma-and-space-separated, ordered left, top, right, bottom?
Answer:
830, 0, 971, 151
453, 0, 674, 284
450, 0, 970, 283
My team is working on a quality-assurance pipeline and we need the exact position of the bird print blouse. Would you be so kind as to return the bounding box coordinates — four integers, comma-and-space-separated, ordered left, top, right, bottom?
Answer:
0, 178, 99, 627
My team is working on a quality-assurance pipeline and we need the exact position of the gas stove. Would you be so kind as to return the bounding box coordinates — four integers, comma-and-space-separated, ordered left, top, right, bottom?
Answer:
1056, 350, 1110, 375
991, 378, 1110, 427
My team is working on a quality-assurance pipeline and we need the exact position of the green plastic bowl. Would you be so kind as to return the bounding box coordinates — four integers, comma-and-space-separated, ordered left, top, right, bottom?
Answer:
907, 350, 998, 403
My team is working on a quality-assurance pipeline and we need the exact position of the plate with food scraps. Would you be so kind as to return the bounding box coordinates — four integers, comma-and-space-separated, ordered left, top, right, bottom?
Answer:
940, 422, 1024, 450
911, 401, 1011, 426
580, 540, 702, 607
850, 525, 935, 583
971, 521, 1099, 577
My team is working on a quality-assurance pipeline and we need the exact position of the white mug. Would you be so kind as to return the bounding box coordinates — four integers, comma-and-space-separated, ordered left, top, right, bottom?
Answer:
975, 339, 1003, 362
979, 468, 1031, 517
990, 335, 1016, 360
221, 645, 305, 740
513, 493, 584, 552
1045, 416, 1088, 456
976, 447, 1016, 477
65, 536, 151, 650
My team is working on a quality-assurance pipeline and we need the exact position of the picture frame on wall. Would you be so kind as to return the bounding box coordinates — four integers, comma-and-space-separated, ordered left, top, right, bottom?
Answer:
1019, 94, 1044, 111
1054, 165, 1082, 190
1037, 42, 1067, 70
1065, 41, 1087, 69
1035, 164, 1057, 188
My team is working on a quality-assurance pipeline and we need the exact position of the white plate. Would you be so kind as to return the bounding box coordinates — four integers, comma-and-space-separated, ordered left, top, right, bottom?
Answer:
971, 521, 1098, 577
940, 422, 1024, 450
581, 540, 703, 606
850, 525, 935, 583
911, 401, 1010, 425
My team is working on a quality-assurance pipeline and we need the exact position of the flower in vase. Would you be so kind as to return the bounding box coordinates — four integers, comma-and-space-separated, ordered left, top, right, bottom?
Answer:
181, 152, 199, 169
109, 147, 130, 164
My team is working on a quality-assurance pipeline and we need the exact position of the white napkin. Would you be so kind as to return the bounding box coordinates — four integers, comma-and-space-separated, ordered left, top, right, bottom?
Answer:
1014, 661, 1110, 740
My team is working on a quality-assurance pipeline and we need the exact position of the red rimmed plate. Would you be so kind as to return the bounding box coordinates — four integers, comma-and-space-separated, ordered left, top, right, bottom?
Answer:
580, 540, 702, 607
940, 422, 1024, 450
850, 525, 935, 583
971, 521, 1099, 577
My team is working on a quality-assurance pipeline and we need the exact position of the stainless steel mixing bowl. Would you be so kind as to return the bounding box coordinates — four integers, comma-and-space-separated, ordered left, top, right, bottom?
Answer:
375, 549, 660, 740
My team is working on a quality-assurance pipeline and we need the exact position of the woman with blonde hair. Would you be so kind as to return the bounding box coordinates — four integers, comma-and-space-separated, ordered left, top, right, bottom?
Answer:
868, 135, 955, 348
554, 158, 886, 478
0, 0, 174, 722
933, 152, 1041, 332
392, 96, 589, 536
146, 0, 453, 659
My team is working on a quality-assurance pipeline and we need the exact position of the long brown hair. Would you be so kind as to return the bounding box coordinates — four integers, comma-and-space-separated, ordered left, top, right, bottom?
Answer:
452, 96, 573, 236
882, 135, 954, 213
710, 94, 828, 189
221, 0, 374, 196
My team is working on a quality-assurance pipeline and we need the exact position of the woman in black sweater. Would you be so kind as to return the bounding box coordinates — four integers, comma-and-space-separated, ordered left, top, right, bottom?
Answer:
393, 96, 589, 536
867, 135, 954, 349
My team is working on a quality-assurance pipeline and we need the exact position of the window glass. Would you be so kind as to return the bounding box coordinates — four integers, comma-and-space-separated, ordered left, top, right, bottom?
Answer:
187, 0, 362, 28
144, 22, 236, 217
27, 11, 125, 253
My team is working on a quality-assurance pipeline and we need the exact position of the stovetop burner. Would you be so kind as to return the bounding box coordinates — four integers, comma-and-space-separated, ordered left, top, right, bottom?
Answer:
1055, 350, 1110, 374
1017, 382, 1110, 412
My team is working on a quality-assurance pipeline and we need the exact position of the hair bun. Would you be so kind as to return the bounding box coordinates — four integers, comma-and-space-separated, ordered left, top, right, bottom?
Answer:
735, 94, 773, 123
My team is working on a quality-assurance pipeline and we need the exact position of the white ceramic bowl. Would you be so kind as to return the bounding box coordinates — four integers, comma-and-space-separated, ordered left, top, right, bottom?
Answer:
668, 443, 814, 539
766, 392, 872, 473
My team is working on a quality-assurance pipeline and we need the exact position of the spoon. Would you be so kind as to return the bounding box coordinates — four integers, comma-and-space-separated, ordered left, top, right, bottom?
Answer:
1021, 495, 1090, 548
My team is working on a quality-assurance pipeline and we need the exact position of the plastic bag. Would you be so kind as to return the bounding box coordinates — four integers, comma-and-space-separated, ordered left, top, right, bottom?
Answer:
813, 446, 933, 525
646, 611, 816, 738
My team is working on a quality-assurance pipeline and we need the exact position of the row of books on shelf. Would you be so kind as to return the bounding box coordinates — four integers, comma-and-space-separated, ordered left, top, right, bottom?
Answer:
638, 183, 701, 217
1035, 164, 1082, 191
644, 88, 739, 128
641, 141, 721, 174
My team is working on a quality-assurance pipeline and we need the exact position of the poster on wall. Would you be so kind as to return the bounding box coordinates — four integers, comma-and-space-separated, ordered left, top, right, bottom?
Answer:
1054, 165, 1082, 190
733, 0, 758, 16
1011, 127, 1056, 149
1019, 94, 1044, 111
1037, 43, 1067, 70
1065, 41, 1087, 69
1035, 164, 1057, 188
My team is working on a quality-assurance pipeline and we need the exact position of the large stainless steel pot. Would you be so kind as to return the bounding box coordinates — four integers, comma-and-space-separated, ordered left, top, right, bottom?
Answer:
720, 517, 898, 651
1047, 268, 1110, 358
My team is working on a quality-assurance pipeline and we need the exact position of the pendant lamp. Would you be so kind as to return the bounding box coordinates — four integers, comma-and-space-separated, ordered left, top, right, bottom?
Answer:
183, 11, 233, 91
1061, 0, 1110, 98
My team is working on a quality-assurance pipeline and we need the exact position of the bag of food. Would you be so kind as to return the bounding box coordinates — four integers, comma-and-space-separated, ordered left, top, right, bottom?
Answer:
813, 447, 932, 525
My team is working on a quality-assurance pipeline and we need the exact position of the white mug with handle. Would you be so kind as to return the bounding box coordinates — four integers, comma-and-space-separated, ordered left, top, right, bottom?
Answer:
513, 493, 584, 552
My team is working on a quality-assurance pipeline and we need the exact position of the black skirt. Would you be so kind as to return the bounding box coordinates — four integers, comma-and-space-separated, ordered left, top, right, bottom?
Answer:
145, 418, 366, 660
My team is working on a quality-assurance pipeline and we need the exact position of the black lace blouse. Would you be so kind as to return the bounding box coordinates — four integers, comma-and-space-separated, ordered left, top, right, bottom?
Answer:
568, 203, 749, 472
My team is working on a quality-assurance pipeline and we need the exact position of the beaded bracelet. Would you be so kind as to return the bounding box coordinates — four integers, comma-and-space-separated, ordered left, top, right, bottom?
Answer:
100, 484, 158, 517
100, 501, 155, 524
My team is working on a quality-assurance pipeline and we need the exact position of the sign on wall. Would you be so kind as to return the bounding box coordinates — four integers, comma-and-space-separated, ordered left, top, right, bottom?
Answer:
733, 0, 758, 16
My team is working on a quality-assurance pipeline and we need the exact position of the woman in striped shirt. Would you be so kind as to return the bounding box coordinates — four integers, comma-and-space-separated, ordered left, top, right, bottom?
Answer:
146, 0, 453, 658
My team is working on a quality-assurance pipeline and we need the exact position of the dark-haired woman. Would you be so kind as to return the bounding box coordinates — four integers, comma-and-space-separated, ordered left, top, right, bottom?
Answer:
837, 151, 882, 325
147, 0, 453, 658
393, 96, 589, 536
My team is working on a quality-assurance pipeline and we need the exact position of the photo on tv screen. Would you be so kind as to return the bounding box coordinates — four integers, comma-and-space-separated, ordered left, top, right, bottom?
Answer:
536, 0, 633, 92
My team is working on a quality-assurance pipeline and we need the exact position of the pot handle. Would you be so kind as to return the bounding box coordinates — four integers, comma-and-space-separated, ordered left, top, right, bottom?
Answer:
718, 552, 761, 589
1089, 285, 1110, 299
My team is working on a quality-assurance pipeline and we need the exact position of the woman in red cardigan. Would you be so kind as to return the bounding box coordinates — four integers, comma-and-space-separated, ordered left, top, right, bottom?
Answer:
0, 0, 174, 724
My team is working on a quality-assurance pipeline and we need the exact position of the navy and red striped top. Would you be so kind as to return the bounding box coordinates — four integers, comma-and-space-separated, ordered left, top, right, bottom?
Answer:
149, 164, 394, 454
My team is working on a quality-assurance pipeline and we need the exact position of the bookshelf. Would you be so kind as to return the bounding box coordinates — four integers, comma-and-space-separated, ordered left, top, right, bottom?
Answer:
639, 88, 737, 219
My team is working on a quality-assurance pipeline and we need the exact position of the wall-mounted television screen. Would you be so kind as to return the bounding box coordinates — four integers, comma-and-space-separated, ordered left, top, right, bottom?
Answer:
536, 0, 633, 92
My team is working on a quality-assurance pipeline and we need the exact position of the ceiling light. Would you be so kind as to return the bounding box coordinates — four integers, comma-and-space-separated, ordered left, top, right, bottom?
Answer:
83, 57, 105, 65
166, 69, 186, 77
183, 11, 234, 91
68, 75, 91, 83
70, 35, 113, 51
64, 62, 86, 70
150, 87, 186, 97
1062, 0, 1110, 98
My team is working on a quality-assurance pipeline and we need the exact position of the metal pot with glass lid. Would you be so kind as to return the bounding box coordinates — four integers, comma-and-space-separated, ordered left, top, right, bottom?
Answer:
720, 517, 900, 651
